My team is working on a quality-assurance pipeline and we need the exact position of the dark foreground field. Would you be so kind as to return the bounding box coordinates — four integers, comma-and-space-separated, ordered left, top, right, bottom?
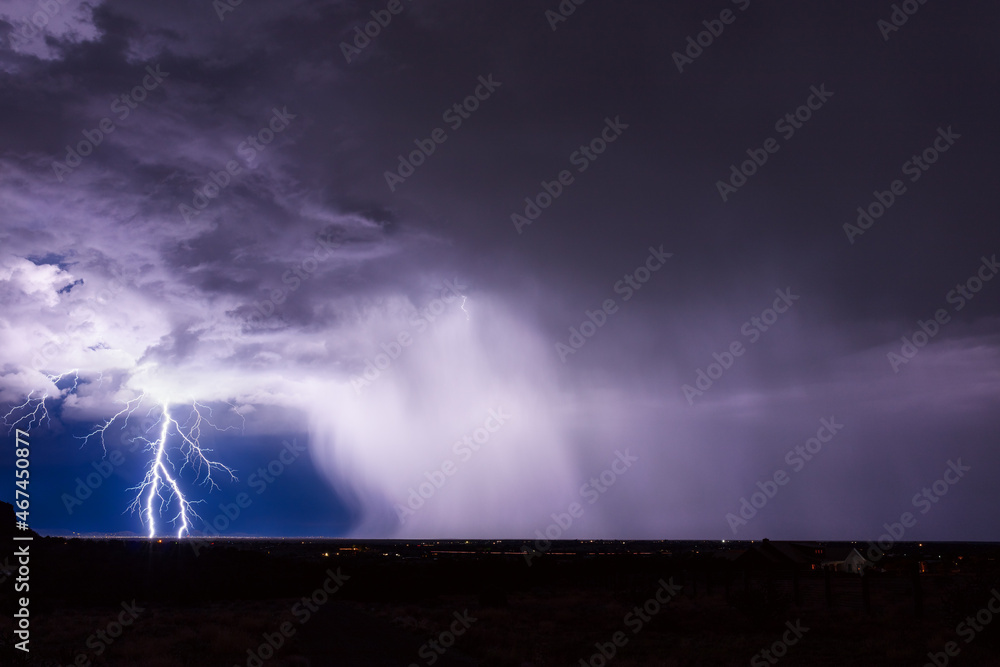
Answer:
2, 538, 999, 666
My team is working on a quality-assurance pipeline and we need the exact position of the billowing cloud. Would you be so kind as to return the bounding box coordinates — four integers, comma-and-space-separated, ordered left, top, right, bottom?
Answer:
1, 0, 998, 539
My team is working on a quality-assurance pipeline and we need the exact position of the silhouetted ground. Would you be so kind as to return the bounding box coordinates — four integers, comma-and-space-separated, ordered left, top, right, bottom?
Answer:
1, 536, 999, 666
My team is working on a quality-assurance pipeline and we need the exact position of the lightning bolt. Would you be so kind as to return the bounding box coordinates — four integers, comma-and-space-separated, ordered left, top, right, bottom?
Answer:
111, 400, 240, 539
2, 390, 51, 432
4, 373, 242, 539
76, 392, 146, 455
461, 295, 470, 321
2, 370, 79, 433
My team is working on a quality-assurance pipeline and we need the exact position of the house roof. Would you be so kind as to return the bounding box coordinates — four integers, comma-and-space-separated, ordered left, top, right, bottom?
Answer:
822, 546, 868, 562
726, 540, 862, 568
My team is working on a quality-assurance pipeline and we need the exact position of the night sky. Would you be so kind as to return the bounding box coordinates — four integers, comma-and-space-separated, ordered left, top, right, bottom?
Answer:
1, 0, 998, 541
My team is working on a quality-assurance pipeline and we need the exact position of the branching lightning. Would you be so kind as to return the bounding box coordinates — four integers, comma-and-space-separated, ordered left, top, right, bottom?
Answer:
116, 401, 237, 538
2, 391, 51, 431
5, 371, 241, 539
461, 295, 470, 320
76, 392, 146, 455
2, 370, 79, 432
119, 400, 239, 538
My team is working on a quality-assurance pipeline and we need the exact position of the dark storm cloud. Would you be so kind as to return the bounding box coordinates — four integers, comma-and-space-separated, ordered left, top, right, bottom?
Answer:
0, 0, 998, 538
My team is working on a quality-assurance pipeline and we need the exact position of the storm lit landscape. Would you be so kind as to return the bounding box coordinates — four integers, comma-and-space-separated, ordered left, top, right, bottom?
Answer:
1, 0, 999, 664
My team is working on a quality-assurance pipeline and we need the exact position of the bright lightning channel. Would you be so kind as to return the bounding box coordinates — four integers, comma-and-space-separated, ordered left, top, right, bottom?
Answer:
120, 400, 239, 539
76, 392, 146, 455
2, 370, 79, 432
5, 372, 241, 539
